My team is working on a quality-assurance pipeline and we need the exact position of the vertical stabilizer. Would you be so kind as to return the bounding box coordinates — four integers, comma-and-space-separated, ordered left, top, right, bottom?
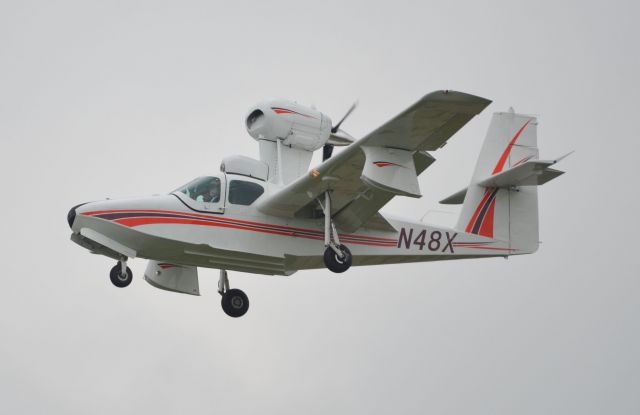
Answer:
456, 111, 540, 253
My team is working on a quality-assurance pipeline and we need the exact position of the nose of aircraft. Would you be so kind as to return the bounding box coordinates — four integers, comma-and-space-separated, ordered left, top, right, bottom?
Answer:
67, 203, 88, 229
67, 207, 76, 229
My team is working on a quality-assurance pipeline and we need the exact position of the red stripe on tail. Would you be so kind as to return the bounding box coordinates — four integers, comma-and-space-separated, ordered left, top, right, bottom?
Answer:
465, 189, 492, 233
492, 119, 531, 174
478, 197, 497, 237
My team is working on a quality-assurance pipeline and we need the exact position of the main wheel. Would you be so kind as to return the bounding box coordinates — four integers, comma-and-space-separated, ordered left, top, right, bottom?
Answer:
110, 264, 133, 288
221, 288, 249, 318
323, 244, 352, 273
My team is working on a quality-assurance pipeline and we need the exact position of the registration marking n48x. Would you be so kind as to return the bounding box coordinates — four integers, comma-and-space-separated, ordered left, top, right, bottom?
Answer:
397, 228, 457, 253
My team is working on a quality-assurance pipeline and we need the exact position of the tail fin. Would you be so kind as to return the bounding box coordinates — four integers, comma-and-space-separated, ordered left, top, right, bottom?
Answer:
447, 110, 565, 254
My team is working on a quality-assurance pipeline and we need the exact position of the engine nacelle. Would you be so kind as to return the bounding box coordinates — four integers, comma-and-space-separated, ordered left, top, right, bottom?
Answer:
245, 100, 332, 152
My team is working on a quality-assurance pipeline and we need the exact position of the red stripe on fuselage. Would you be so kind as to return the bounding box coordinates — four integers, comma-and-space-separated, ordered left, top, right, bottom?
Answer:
83, 209, 398, 247
84, 209, 396, 242
113, 217, 397, 247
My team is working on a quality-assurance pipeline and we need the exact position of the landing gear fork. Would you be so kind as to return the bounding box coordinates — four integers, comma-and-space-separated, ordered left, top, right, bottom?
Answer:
109, 256, 133, 288
218, 270, 249, 318
321, 191, 352, 273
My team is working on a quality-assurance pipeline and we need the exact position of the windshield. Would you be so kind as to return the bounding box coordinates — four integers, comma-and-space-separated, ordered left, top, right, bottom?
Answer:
173, 176, 221, 203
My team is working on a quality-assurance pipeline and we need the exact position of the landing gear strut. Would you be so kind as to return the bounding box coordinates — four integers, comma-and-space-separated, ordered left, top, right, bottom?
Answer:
320, 191, 352, 273
110, 257, 133, 288
218, 270, 249, 318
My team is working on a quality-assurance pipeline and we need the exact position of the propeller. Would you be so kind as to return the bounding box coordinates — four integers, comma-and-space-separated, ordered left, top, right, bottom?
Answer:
331, 101, 357, 134
323, 101, 358, 161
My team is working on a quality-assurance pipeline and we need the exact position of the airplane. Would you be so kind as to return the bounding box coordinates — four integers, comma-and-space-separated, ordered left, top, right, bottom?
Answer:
67, 90, 569, 318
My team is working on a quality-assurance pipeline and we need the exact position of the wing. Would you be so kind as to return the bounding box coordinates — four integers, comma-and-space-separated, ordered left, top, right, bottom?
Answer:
255, 90, 491, 232
362, 90, 491, 151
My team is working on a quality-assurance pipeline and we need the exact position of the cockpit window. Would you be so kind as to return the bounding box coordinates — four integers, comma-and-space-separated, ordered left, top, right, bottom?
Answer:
228, 180, 264, 205
174, 177, 221, 203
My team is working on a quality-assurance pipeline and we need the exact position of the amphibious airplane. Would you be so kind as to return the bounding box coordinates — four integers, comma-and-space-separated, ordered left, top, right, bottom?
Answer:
67, 90, 568, 317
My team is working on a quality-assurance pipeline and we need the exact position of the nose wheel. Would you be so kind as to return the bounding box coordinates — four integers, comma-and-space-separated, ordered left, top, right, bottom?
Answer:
218, 270, 249, 318
110, 258, 133, 288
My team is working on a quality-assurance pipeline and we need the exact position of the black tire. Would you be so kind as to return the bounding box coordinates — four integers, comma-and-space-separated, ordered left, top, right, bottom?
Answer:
221, 288, 249, 318
323, 244, 352, 273
110, 264, 133, 288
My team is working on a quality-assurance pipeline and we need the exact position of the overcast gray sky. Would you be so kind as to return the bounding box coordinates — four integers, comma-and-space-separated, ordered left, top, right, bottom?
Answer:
1, 0, 639, 413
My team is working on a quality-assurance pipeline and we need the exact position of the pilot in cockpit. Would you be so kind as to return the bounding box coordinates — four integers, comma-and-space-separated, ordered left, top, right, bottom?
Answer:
197, 179, 220, 203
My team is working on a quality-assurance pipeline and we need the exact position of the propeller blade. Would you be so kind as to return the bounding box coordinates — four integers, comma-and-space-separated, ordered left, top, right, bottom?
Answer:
322, 144, 334, 161
324, 101, 357, 162
331, 101, 358, 133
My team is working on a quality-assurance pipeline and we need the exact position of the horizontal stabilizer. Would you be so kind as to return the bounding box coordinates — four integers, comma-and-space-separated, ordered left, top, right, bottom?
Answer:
440, 152, 571, 204
439, 187, 467, 205
477, 159, 565, 188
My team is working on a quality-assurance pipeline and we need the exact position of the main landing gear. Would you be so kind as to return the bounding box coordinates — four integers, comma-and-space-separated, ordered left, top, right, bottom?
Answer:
218, 269, 249, 318
320, 191, 352, 273
110, 257, 133, 288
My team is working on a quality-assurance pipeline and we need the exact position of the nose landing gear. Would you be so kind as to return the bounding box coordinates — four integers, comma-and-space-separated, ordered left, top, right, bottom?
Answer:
218, 269, 249, 318
110, 258, 133, 288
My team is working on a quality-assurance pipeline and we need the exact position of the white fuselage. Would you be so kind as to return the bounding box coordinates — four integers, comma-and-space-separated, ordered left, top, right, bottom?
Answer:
68, 173, 516, 276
